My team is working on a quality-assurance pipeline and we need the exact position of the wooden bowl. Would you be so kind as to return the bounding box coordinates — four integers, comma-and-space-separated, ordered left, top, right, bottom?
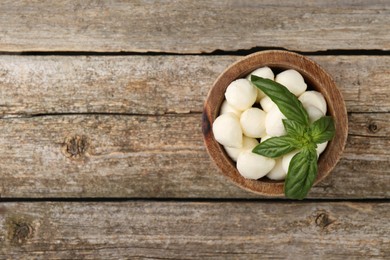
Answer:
202, 50, 348, 196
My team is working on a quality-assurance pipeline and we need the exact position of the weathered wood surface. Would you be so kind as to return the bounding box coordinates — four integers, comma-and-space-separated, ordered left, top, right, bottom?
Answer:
0, 0, 388, 258
0, 202, 388, 259
0, 55, 389, 116
0, 54, 389, 198
0, 113, 388, 198
0, 1, 389, 53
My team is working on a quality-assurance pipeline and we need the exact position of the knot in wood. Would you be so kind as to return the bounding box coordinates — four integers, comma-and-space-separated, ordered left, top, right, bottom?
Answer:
63, 135, 88, 159
7, 217, 34, 244
14, 222, 33, 243
368, 122, 378, 133
315, 212, 334, 229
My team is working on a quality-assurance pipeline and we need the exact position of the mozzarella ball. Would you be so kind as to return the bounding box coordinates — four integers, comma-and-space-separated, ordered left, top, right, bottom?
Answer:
266, 158, 287, 180
261, 135, 272, 143
240, 108, 267, 138
275, 69, 307, 96
237, 150, 276, 179
247, 66, 275, 81
306, 105, 325, 123
299, 91, 327, 114
282, 150, 300, 173
225, 79, 257, 111
265, 107, 287, 137
212, 113, 243, 148
316, 141, 328, 155
224, 136, 259, 162
246, 67, 275, 102
220, 100, 242, 117
260, 96, 276, 112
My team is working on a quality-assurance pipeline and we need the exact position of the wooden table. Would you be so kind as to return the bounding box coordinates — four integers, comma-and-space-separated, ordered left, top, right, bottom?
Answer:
0, 1, 389, 259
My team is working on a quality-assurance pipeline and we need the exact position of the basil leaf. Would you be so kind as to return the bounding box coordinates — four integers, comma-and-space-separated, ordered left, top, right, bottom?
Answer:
252, 136, 301, 158
310, 116, 335, 144
284, 148, 318, 200
251, 75, 309, 126
282, 119, 308, 139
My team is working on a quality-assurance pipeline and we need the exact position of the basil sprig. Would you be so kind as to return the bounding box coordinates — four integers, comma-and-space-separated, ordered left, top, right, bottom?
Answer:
252, 136, 302, 158
250, 75, 335, 200
285, 147, 318, 200
251, 77, 310, 126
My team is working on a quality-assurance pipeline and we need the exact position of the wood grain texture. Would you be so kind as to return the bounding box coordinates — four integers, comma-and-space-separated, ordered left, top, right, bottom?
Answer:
0, 201, 388, 259
0, 114, 388, 199
0, 0, 389, 53
0, 55, 389, 116
0, 1, 388, 257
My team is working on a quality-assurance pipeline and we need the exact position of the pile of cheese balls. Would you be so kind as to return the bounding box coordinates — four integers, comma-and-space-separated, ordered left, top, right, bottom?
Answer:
212, 67, 328, 181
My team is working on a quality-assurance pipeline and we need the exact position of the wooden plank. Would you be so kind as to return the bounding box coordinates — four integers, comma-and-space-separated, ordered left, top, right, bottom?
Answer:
0, 1, 389, 53
0, 55, 389, 116
0, 114, 388, 199
0, 201, 388, 258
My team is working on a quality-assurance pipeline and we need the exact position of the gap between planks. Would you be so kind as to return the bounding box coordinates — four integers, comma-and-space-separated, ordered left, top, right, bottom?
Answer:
0, 111, 201, 120
1, 111, 387, 119
1, 48, 390, 56
0, 197, 389, 203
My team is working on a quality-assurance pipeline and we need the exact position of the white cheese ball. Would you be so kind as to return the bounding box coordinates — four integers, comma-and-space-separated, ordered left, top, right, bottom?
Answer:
261, 135, 272, 143
240, 108, 267, 138
220, 100, 242, 117
237, 150, 276, 179
275, 69, 307, 96
266, 158, 287, 180
282, 150, 300, 173
316, 141, 328, 155
260, 96, 276, 112
306, 105, 325, 123
299, 91, 327, 114
246, 67, 275, 102
212, 113, 243, 148
225, 79, 257, 111
265, 107, 287, 137
224, 136, 259, 162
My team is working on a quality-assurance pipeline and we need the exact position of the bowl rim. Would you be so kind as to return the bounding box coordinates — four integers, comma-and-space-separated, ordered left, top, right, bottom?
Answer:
202, 50, 348, 196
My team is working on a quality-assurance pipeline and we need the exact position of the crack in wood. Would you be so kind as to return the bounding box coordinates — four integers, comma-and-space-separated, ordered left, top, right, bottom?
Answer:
0, 111, 203, 120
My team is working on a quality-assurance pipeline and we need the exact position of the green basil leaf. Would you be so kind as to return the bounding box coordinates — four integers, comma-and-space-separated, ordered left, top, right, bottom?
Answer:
310, 116, 335, 144
252, 136, 301, 158
251, 75, 309, 126
282, 119, 308, 139
284, 148, 318, 200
